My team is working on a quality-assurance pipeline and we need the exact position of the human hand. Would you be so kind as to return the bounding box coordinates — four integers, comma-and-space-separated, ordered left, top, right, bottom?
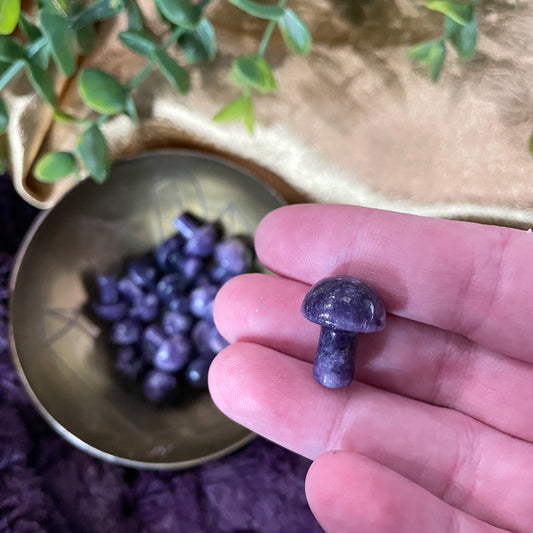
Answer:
209, 204, 533, 533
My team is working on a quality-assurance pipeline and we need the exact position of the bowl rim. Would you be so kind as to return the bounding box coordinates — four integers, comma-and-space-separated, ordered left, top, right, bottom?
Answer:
7, 148, 288, 469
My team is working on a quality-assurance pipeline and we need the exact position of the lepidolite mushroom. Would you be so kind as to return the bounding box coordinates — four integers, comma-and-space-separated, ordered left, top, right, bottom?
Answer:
301, 276, 386, 389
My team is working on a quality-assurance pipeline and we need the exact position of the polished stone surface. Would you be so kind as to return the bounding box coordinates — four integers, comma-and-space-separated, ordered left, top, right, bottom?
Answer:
302, 276, 386, 389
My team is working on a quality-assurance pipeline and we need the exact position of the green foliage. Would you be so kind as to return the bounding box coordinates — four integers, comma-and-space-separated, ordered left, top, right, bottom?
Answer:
178, 18, 216, 63
72, 3, 97, 55
38, 8, 76, 75
227, 0, 285, 20
408, 0, 477, 82
425, 0, 473, 25
77, 125, 110, 183
0, 60, 23, 92
119, 30, 157, 57
125, 0, 144, 31
0, 0, 20, 35
0, 36, 25, 62
18, 14, 49, 68
70, 0, 124, 30
406, 40, 446, 82
53, 109, 79, 123
78, 68, 128, 114
277, 8, 311, 55
154, 0, 201, 29
25, 60, 57, 105
0, 96, 8, 133
125, 96, 139, 124
18, 13, 41, 41
154, 49, 190, 93
0, 0, 313, 183
230, 55, 277, 93
213, 95, 255, 132
34, 151, 77, 181
445, 15, 477, 60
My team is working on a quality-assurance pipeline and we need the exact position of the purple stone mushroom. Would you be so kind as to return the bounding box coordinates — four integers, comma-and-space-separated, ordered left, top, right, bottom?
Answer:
301, 276, 386, 389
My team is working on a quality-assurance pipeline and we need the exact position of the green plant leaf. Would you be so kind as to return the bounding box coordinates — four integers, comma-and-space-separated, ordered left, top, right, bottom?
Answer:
446, 15, 477, 60
119, 30, 157, 57
406, 40, 437, 61
77, 124, 110, 182
277, 8, 311, 55
213, 95, 254, 132
25, 60, 57, 105
443, 15, 461, 38
231, 54, 277, 93
71, 3, 97, 55
125, 95, 139, 124
428, 44, 446, 81
76, 23, 97, 55
154, 49, 190, 93
38, 0, 67, 15
33, 46, 50, 69
0, 96, 8, 133
178, 18, 216, 63
406, 40, 446, 82
227, 0, 284, 20
125, 0, 144, 30
425, 0, 473, 25
19, 13, 42, 41
154, 0, 201, 29
53, 109, 79, 123
39, 8, 76, 76
529, 132, 533, 156
34, 151, 77, 181
0, 36, 25, 61
78, 68, 127, 114
70, 0, 124, 31
0, 0, 20, 35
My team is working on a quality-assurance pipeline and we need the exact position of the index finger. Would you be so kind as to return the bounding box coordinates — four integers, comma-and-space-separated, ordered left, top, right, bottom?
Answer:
255, 204, 533, 362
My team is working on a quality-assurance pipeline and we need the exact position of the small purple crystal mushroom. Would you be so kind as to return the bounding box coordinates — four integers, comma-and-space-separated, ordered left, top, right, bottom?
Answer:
301, 276, 386, 389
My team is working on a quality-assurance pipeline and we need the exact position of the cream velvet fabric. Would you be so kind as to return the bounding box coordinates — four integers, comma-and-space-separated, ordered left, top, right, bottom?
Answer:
4, 0, 533, 226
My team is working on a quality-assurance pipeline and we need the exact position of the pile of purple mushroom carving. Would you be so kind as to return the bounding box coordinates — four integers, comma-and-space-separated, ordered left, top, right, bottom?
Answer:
88, 212, 254, 404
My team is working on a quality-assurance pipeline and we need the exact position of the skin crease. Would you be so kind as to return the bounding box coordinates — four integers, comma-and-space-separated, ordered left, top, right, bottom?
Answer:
209, 204, 533, 533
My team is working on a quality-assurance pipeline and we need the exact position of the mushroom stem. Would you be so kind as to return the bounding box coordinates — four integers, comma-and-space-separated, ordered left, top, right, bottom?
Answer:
313, 327, 358, 389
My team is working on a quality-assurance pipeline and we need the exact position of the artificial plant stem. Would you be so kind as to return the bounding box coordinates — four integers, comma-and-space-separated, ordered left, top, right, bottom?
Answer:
127, 27, 185, 90
257, 0, 288, 56
0, 61, 24, 92
127, 59, 154, 90
26, 37, 47, 57
163, 26, 185, 47
96, 114, 109, 126
1, 36, 49, 91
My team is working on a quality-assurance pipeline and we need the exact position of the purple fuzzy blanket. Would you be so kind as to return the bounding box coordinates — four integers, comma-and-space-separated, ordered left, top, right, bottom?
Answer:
0, 174, 323, 533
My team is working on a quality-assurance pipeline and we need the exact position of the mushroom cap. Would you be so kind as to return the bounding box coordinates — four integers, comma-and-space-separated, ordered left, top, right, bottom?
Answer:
302, 276, 386, 333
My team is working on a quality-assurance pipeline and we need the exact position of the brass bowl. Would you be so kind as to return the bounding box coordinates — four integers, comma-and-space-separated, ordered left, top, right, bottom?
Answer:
8, 149, 285, 469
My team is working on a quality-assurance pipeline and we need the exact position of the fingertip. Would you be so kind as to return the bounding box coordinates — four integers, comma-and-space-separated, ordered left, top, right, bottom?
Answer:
256, 205, 294, 236
207, 345, 240, 417
255, 205, 310, 263
305, 450, 358, 511
213, 275, 240, 340
213, 273, 269, 343
305, 451, 397, 533
207, 342, 274, 430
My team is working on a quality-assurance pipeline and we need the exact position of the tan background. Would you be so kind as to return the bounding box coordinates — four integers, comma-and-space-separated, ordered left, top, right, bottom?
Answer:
4, 0, 533, 226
